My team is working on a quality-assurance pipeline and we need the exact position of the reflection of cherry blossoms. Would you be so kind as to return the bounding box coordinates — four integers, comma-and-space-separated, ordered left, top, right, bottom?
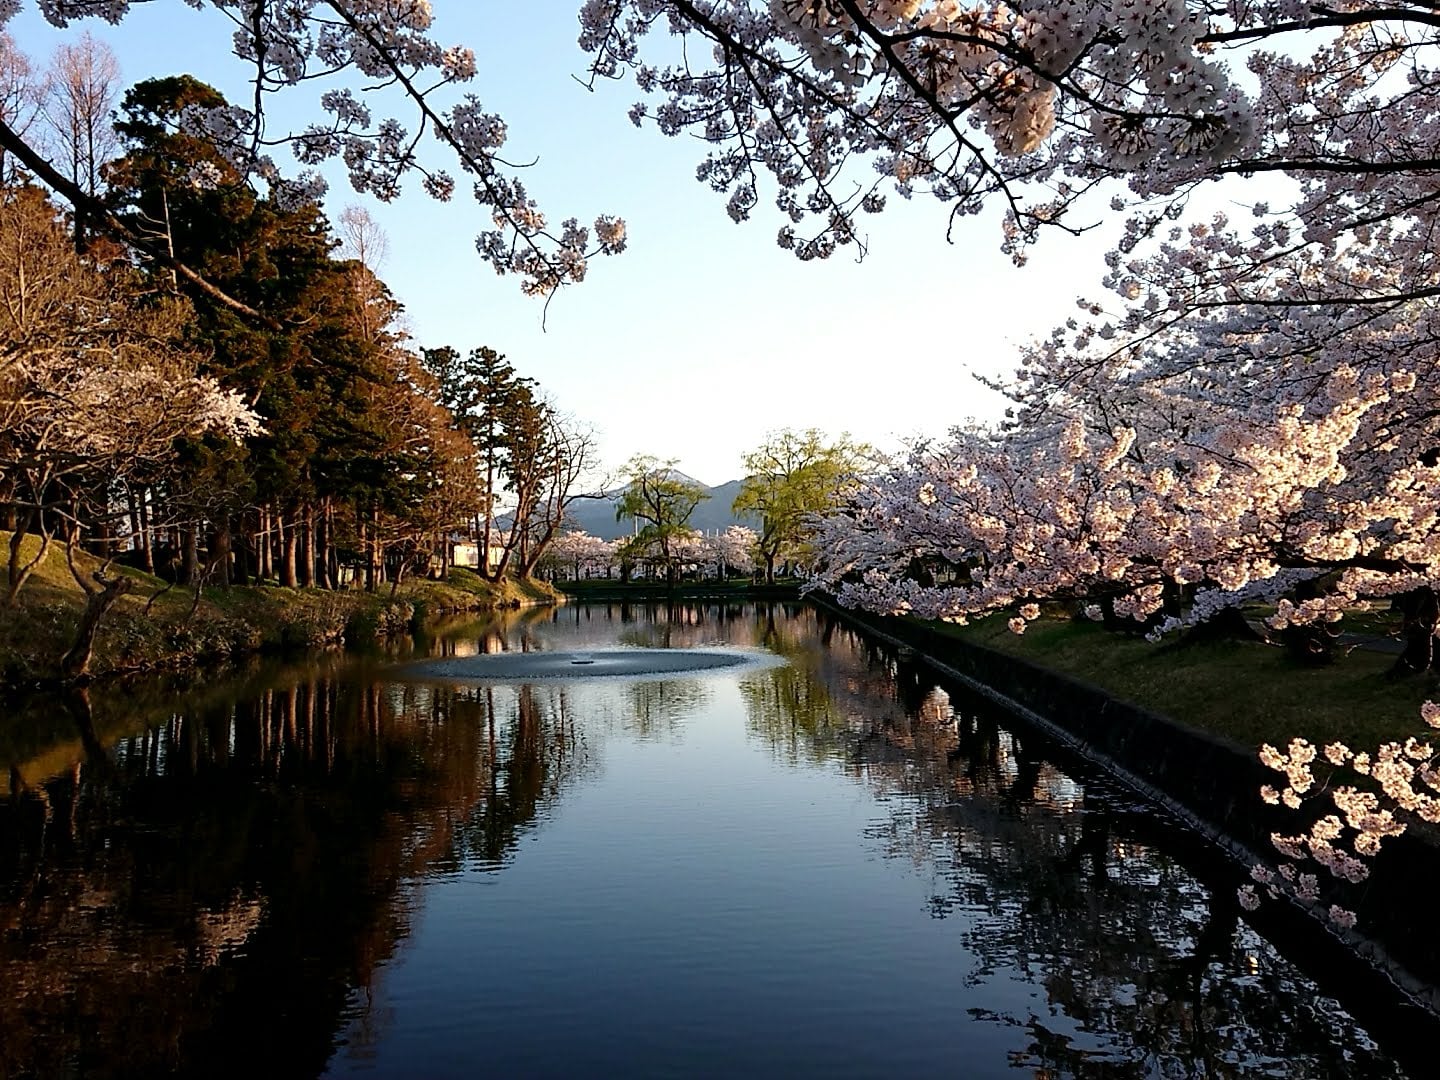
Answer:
1239, 702, 1440, 932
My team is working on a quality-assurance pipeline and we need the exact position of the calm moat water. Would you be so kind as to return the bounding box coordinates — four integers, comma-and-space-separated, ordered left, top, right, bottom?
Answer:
0, 602, 1422, 1077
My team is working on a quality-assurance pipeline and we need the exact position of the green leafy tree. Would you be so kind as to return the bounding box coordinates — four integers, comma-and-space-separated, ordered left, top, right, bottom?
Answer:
615, 456, 708, 587
423, 345, 536, 575
733, 429, 868, 584
423, 346, 595, 582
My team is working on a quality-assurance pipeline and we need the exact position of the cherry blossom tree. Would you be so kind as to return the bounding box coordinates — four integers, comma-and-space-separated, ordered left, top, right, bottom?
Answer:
0, 183, 260, 606
1238, 701, 1440, 934
710, 523, 759, 579
586, 3, 1440, 664
5, 3, 1436, 655
0, 3, 1432, 309
810, 367, 1435, 637
576, 2, 1436, 274
546, 529, 618, 580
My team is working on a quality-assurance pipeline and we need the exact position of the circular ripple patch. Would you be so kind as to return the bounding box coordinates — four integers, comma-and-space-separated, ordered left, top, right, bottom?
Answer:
399, 648, 753, 682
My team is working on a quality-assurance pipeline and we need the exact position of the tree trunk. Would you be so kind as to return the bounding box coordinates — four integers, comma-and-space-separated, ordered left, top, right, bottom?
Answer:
315, 502, 332, 590
365, 508, 381, 593
6, 509, 50, 606
299, 506, 315, 588
359, 513, 373, 593
1392, 587, 1440, 675
1281, 578, 1338, 665
232, 514, 251, 586
61, 575, 132, 679
258, 505, 273, 580
213, 523, 233, 587
279, 509, 298, 589
481, 465, 495, 581
388, 552, 410, 599
138, 488, 154, 573
181, 525, 199, 586
322, 502, 335, 589
1166, 605, 1263, 648
93, 484, 112, 559
126, 484, 143, 568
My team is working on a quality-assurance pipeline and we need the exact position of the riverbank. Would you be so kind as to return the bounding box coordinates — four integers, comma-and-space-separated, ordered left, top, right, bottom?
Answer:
934, 609, 1435, 749
0, 533, 555, 688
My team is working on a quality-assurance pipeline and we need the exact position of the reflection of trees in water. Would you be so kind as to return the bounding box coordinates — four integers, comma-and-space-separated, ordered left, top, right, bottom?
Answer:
0, 668, 592, 1078
739, 660, 843, 766
746, 618, 1401, 1078
740, 611, 956, 770
622, 678, 709, 742
445, 682, 590, 870
419, 604, 557, 658
0, 653, 362, 797
0, 602, 1410, 1078
512, 599, 812, 652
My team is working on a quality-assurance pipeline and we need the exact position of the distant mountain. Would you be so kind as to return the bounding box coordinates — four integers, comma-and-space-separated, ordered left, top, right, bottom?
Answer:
563, 476, 757, 540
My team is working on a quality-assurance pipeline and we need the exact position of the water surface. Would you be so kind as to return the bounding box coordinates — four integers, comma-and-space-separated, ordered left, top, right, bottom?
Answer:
0, 602, 1416, 1077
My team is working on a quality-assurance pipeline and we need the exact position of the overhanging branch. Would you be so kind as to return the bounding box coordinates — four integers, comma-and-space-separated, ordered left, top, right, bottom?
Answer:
0, 115, 275, 326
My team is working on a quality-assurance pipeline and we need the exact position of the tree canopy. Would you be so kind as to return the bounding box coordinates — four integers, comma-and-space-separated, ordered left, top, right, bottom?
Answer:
0, 62, 600, 623
733, 429, 866, 583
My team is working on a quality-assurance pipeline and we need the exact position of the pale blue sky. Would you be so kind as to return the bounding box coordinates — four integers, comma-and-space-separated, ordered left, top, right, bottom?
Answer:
9, 2, 1121, 485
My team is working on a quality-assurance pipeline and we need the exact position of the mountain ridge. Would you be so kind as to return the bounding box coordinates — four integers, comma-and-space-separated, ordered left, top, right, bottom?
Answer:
563, 477, 755, 540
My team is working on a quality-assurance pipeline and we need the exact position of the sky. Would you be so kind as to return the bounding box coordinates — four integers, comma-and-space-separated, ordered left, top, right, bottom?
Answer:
7, 2, 1123, 486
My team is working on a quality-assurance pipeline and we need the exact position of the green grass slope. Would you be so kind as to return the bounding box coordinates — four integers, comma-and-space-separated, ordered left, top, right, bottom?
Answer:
936, 613, 1436, 750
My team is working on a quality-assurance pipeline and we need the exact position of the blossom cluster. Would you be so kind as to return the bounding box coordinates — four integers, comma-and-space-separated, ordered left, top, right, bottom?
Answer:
547, 525, 759, 579
574, 0, 1307, 263
806, 358, 1438, 637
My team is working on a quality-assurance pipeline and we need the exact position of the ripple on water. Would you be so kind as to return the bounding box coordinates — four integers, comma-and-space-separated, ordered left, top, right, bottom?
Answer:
395, 647, 767, 683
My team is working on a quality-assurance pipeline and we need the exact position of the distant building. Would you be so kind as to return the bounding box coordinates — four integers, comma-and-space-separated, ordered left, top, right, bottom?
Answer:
451, 540, 506, 572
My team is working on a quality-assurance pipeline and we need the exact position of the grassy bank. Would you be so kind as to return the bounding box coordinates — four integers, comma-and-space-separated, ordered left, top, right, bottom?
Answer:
927, 613, 1435, 750
0, 533, 555, 687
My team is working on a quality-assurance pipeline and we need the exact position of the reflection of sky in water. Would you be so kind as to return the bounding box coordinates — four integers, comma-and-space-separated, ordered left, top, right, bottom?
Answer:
0, 602, 1415, 1079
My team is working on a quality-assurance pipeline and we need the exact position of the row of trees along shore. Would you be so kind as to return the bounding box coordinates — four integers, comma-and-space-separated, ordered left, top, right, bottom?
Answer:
6, 1, 1440, 934
1, 61, 597, 620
